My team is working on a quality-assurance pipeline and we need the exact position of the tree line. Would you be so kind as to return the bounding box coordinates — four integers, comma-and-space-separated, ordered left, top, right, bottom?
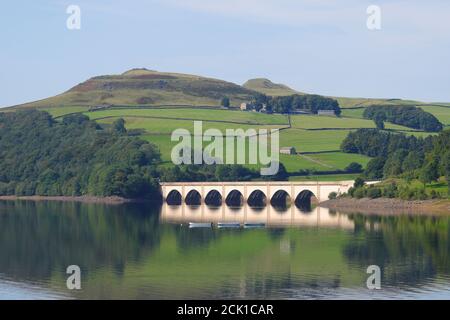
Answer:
363, 105, 443, 132
266, 94, 341, 115
0, 110, 162, 199
230, 93, 341, 115
0, 110, 289, 199
341, 128, 450, 197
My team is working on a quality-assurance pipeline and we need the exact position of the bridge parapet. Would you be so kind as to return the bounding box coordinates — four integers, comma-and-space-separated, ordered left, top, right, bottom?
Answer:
161, 181, 353, 204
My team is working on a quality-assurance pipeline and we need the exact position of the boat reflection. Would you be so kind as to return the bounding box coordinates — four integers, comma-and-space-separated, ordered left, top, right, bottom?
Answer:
161, 202, 355, 229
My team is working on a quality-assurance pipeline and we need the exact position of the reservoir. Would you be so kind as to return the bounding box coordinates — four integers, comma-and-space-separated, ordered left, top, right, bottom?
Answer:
0, 200, 448, 299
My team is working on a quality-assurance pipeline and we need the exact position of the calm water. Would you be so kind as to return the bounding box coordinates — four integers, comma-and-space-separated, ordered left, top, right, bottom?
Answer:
0, 200, 449, 300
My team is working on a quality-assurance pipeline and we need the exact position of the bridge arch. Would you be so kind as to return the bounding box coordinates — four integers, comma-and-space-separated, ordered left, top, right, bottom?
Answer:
161, 181, 352, 206
247, 190, 267, 207
205, 190, 222, 206
166, 190, 182, 205
270, 190, 291, 207
225, 189, 244, 207
185, 190, 202, 206
295, 190, 318, 212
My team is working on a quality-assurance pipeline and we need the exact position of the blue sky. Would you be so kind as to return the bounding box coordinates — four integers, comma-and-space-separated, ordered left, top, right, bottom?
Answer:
1, 0, 449, 107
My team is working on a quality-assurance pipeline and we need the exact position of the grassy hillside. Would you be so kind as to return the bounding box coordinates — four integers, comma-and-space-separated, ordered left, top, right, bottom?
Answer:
243, 78, 422, 108
11, 68, 258, 109
334, 97, 421, 108
9, 68, 427, 111
27, 106, 425, 180
243, 78, 302, 96
342, 104, 450, 128
5, 68, 448, 181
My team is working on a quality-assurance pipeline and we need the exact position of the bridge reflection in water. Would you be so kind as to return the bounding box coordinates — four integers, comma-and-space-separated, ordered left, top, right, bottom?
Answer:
160, 203, 355, 229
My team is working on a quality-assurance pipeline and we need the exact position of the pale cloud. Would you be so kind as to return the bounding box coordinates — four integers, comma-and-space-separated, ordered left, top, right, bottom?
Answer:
158, 0, 358, 27
64, 0, 450, 39
1, 0, 449, 106
157, 0, 450, 38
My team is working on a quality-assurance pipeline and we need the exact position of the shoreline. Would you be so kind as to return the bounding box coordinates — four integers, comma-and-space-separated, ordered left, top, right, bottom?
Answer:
1, 195, 449, 215
0, 195, 145, 204
321, 197, 450, 215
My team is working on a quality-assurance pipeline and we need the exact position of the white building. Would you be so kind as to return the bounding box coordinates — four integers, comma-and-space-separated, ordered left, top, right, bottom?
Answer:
317, 110, 336, 116
280, 147, 297, 155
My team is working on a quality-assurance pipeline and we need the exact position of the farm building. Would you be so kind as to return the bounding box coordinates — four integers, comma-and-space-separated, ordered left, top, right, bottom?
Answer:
317, 110, 336, 116
240, 103, 248, 111
280, 147, 297, 155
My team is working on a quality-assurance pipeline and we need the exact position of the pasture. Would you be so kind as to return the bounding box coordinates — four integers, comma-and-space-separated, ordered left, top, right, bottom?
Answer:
40, 106, 441, 180
290, 114, 413, 130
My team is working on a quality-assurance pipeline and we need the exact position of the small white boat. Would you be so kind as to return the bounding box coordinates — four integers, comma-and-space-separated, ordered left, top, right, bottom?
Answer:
244, 223, 266, 229
217, 222, 241, 228
189, 222, 212, 228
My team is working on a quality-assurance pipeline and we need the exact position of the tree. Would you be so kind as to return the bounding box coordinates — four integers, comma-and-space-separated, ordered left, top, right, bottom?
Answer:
364, 157, 386, 179
221, 97, 230, 108
263, 162, 288, 181
328, 192, 338, 200
383, 183, 398, 198
402, 151, 424, 172
383, 149, 408, 178
267, 94, 341, 115
364, 105, 443, 132
354, 177, 365, 188
419, 159, 439, 186
345, 162, 363, 173
62, 113, 90, 125
112, 118, 127, 134
366, 187, 382, 199
353, 188, 365, 199
0, 110, 160, 199
445, 151, 450, 193
374, 112, 386, 130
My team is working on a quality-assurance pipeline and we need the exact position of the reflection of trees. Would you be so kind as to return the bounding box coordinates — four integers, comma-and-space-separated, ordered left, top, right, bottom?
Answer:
0, 201, 162, 280
175, 227, 218, 251
344, 214, 450, 286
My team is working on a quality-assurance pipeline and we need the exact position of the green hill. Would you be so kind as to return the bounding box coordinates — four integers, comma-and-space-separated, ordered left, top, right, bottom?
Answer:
11, 68, 258, 109
10, 68, 423, 111
243, 78, 303, 96
5, 68, 449, 181
243, 78, 420, 108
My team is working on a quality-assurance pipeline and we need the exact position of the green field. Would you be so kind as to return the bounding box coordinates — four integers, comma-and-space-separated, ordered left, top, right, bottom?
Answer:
335, 97, 420, 108
39, 106, 442, 180
94, 116, 284, 134
22, 101, 447, 182
340, 108, 365, 118
87, 108, 289, 125
290, 114, 413, 131
280, 129, 349, 152
340, 104, 450, 128
141, 133, 366, 173
418, 105, 450, 126
308, 152, 372, 170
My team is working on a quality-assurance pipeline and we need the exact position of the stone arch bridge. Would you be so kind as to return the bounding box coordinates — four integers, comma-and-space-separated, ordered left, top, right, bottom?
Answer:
161, 181, 353, 207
